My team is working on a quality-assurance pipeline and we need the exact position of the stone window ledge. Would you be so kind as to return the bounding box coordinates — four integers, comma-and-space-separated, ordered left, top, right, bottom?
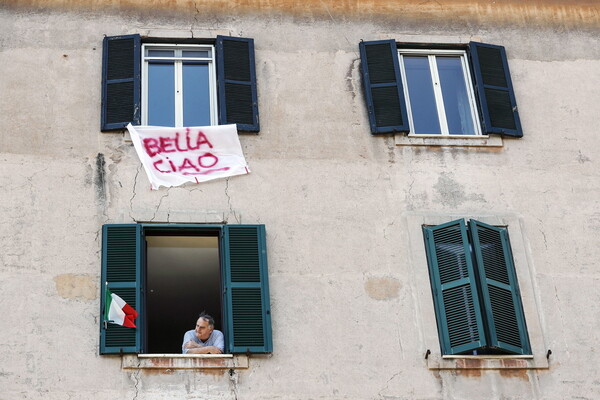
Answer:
427, 354, 549, 370
395, 134, 503, 147
122, 354, 249, 370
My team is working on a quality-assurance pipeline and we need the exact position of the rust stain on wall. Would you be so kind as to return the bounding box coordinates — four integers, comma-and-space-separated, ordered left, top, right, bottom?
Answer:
454, 358, 483, 377
3, 0, 600, 27
54, 273, 97, 300
499, 367, 530, 380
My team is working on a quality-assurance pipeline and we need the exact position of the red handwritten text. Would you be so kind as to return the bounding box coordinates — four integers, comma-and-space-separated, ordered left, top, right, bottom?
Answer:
143, 128, 214, 157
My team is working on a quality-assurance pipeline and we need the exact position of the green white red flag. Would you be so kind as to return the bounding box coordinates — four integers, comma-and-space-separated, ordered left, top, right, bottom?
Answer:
105, 288, 138, 328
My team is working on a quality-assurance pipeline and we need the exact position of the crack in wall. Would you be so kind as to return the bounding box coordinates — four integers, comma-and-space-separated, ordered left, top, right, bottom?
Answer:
149, 188, 171, 222
129, 165, 141, 222
132, 358, 141, 400
191, 0, 200, 37
377, 371, 400, 399
225, 178, 240, 224
537, 218, 548, 250
319, 0, 358, 58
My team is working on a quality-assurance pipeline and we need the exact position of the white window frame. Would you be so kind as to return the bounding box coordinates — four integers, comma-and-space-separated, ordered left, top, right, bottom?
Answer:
141, 43, 218, 127
398, 49, 482, 137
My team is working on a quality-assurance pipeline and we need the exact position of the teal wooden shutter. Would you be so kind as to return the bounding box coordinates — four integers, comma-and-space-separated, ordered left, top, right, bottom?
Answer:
100, 224, 143, 354
359, 40, 409, 134
469, 42, 523, 137
423, 219, 487, 355
101, 34, 141, 131
223, 225, 272, 353
216, 36, 260, 132
469, 220, 531, 355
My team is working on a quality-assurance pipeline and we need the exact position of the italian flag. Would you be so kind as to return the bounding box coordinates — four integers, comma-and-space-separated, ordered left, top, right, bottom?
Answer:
105, 288, 138, 328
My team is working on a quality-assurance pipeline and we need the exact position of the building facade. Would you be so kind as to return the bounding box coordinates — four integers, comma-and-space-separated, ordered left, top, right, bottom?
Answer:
2, 1, 600, 398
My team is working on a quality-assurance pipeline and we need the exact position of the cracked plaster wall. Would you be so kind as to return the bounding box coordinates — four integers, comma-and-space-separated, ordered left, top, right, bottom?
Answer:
1, 3, 600, 399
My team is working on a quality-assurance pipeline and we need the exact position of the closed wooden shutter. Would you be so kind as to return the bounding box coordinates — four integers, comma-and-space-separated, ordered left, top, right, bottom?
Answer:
423, 219, 487, 355
469, 220, 531, 354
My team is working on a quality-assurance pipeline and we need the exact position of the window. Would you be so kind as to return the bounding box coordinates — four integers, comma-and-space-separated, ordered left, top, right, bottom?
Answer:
359, 40, 523, 138
142, 44, 217, 127
423, 218, 531, 356
101, 35, 259, 132
399, 49, 480, 135
99, 224, 272, 355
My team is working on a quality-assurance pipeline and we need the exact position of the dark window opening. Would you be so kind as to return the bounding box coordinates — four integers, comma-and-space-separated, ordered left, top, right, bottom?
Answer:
145, 233, 222, 354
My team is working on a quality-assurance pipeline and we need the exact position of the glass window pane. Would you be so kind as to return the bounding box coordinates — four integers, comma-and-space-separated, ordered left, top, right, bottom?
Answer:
148, 62, 175, 126
148, 50, 174, 58
182, 63, 211, 126
404, 56, 441, 134
437, 57, 476, 135
183, 50, 210, 58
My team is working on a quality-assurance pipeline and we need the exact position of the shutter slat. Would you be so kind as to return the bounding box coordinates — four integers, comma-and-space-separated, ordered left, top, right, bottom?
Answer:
359, 40, 409, 134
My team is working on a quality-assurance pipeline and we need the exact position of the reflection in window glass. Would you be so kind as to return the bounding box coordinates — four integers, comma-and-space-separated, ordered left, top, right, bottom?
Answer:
183, 63, 211, 126
404, 56, 441, 135
183, 50, 210, 58
148, 62, 175, 127
148, 50, 174, 57
437, 57, 475, 135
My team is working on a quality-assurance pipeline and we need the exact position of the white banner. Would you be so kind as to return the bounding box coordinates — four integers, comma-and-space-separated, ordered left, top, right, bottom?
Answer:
127, 124, 250, 190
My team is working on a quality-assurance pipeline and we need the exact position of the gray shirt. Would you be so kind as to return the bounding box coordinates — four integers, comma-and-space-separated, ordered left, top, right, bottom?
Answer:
182, 329, 225, 354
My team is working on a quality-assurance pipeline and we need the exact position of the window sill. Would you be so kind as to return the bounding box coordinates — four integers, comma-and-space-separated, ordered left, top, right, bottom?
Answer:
426, 354, 549, 370
121, 354, 249, 370
395, 134, 503, 147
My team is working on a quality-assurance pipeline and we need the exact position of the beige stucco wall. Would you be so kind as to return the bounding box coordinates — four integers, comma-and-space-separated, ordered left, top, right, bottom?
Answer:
1, 1, 600, 399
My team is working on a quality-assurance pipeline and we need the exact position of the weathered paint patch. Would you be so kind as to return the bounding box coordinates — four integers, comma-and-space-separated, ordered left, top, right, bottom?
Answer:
95, 153, 106, 203
433, 172, 485, 208
364, 276, 401, 300
4, 0, 600, 28
53, 274, 97, 300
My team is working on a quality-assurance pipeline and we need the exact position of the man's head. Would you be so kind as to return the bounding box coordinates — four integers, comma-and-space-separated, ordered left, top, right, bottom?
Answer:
195, 313, 215, 341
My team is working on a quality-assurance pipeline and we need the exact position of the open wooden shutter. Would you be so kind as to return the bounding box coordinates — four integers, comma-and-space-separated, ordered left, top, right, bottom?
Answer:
359, 40, 409, 134
469, 220, 531, 355
100, 224, 143, 354
216, 36, 259, 132
423, 219, 487, 355
223, 225, 272, 353
469, 42, 523, 137
101, 34, 141, 131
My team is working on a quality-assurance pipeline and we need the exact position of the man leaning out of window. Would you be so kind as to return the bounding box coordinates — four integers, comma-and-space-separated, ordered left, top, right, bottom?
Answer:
182, 313, 225, 354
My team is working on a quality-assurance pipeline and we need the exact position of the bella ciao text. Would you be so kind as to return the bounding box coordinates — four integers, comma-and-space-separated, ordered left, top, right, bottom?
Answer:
142, 129, 229, 175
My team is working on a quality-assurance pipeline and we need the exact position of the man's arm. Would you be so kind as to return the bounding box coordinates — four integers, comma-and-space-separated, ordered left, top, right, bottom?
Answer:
182, 331, 197, 354
186, 346, 223, 354
213, 330, 225, 353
